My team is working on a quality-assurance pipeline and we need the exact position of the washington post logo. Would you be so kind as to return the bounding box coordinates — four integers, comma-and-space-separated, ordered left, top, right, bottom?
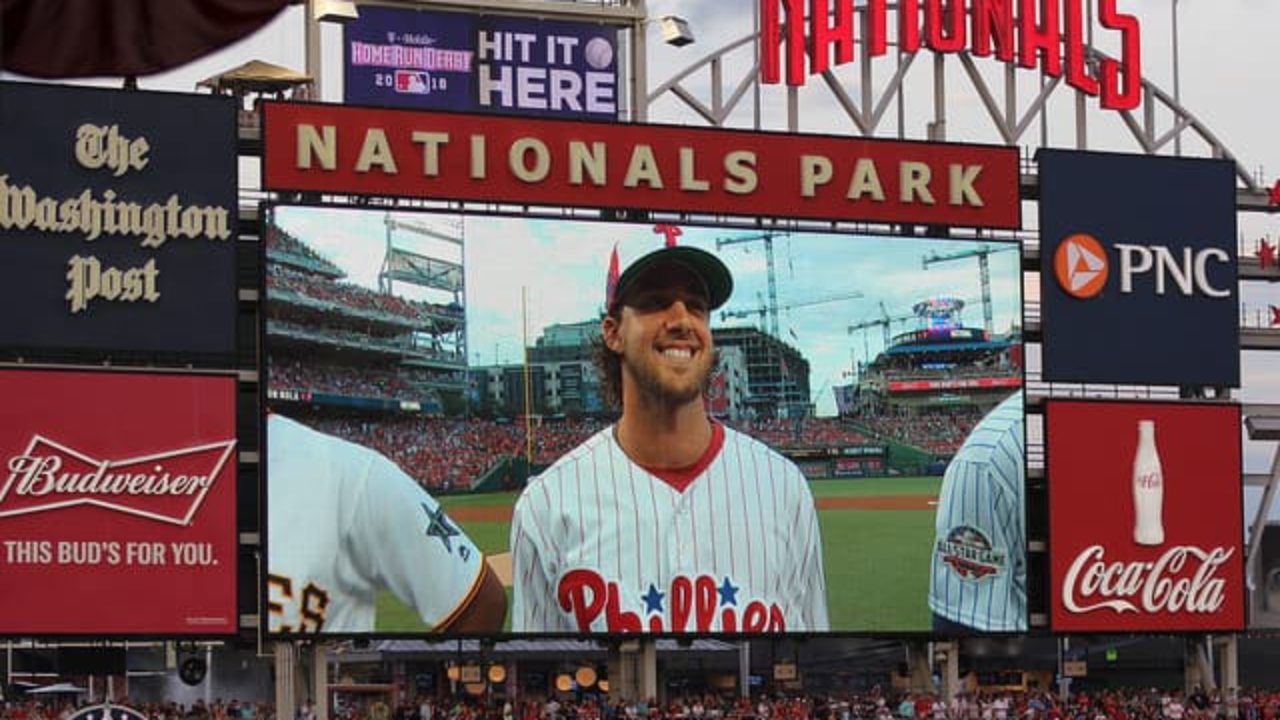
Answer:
1053, 233, 1231, 301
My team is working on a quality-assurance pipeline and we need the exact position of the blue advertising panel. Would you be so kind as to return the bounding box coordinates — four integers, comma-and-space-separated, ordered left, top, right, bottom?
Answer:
344, 6, 618, 119
1038, 150, 1238, 386
345, 7, 476, 110
0, 82, 237, 357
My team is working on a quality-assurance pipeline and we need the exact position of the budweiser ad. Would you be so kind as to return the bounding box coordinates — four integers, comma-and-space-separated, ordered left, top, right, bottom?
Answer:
1046, 400, 1244, 632
0, 369, 237, 635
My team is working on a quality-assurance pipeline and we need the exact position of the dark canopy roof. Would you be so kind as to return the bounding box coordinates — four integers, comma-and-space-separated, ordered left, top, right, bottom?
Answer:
1, 0, 290, 78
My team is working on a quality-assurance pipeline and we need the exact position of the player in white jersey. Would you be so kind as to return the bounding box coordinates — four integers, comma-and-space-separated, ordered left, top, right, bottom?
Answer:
927, 390, 1026, 632
510, 245, 829, 633
266, 414, 506, 633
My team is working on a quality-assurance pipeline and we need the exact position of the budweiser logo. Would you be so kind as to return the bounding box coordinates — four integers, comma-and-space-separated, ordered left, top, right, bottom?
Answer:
1062, 544, 1235, 615
0, 435, 236, 525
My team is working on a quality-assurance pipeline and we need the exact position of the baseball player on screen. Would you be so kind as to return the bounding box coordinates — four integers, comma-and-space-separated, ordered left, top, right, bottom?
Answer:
510, 245, 829, 633
266, 414, 507, 633
928, 390, 1026, 632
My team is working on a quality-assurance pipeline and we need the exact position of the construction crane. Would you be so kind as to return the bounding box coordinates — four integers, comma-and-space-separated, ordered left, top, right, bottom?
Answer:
721, 291, 865, 326
847, 301, 916, 364
715, 231, 787, 338
920, 244, 1018, 336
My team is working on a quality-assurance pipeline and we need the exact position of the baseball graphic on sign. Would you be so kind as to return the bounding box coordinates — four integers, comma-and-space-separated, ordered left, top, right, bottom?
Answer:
585, 37, 614, 69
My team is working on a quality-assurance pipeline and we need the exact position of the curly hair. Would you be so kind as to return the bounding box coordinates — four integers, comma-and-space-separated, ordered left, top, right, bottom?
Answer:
591, 322, 624, 410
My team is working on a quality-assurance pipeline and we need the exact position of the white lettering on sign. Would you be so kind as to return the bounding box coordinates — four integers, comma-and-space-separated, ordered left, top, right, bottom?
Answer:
1061, 544, 1234, 615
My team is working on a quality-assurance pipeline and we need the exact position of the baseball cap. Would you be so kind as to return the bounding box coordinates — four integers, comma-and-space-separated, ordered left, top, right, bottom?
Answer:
609, 246, 733, 313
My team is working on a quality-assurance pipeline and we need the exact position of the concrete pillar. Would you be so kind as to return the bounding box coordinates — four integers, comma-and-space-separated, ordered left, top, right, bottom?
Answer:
1217, 636, 1239, 719
905, 642, 934, 693
607, 640, 658, 702
313, 644, 330, 720
276, 642, 297, 720
640, 641, 658, 703
1184, 636, 1215, 692
937, 642, 961, 700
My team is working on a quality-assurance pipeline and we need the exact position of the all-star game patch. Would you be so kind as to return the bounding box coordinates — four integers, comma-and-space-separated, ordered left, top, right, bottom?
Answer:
936, 525, 1007, 581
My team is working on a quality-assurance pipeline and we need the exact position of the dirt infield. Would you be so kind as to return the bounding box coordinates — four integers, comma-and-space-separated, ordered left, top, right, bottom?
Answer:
449, 495, 935, 522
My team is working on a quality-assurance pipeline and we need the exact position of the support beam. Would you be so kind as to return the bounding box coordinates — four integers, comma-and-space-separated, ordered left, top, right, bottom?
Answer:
275, 643, 297, 720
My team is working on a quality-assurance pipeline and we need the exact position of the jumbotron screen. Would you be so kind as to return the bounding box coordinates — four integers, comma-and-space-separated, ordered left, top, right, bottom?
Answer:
261, 204, 1025, 637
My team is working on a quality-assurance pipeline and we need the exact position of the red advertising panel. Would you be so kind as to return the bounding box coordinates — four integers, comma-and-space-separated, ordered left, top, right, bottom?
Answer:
1046, 400, 1244, 632
261, 102, 1020, 229
0, 369, 237, 635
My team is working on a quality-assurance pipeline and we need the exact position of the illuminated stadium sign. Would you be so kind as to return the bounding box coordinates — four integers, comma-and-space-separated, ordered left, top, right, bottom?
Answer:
761, 0, 1142, 111
0, 369, 238, 636
0, 82, 237, 358
260, 205, 1025, 637
1046, 400, 1244, 632
261, 103, 1021, 229
345, 6, 619, 120
1038, 150, 1239, 386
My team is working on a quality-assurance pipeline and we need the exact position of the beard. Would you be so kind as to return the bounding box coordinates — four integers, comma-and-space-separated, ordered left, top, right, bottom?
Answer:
621, 348, 714, 411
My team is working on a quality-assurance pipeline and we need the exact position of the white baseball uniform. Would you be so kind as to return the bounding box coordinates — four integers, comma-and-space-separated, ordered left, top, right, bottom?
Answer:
928, 391, 1026, 632
266, 414, 486, 633
510, 423, 829, 633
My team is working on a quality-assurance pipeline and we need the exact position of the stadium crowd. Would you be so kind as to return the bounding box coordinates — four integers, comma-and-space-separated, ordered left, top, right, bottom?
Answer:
270, 359, 425, 402
301, 415, 607, 491
854, 409, 985, 456
350, 687, 1280, 720
7, 686, 1280, 720
737, 418, 870, 450
268, 264, 463, 327
0, 699, 271, 720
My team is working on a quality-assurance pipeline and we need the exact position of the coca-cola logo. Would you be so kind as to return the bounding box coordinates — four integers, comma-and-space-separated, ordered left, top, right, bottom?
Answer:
0, 434, 237, 525
1061, 544, 1235, 615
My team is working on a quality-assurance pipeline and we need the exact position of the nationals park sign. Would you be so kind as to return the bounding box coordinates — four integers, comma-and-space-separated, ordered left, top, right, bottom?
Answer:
761, 0, 1143, 112
261, 103, 1020, 228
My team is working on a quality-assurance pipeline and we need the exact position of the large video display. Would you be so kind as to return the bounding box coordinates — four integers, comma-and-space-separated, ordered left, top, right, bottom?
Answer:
262, 205, 1025, 636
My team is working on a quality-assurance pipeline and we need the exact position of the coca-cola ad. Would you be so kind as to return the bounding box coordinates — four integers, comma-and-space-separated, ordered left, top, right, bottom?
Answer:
0, 369, 237, 635
1046, 400, 1244, 632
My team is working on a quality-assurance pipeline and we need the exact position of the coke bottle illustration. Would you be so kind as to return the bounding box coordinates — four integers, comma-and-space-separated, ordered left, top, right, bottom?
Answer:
1132, 419, 1165, 546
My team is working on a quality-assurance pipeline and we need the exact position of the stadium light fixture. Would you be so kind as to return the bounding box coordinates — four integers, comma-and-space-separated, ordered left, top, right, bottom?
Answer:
313, 0, 359, 22
659, 15, 695, 47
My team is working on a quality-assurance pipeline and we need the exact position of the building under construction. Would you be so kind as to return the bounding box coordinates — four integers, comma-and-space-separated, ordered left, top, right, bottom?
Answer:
712, 327, 811, 420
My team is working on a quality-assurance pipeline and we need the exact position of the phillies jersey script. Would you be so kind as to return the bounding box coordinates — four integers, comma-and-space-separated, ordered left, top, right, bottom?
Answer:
511, 424, 830, 633
267, 415, 486, 633
928, 392, 1026, 631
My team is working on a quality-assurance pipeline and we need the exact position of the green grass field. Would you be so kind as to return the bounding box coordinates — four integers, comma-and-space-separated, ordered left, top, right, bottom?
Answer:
376, 476, 942, 633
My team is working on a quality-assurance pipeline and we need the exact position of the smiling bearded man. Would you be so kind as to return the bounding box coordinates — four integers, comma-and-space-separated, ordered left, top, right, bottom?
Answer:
509, 245, 829, 634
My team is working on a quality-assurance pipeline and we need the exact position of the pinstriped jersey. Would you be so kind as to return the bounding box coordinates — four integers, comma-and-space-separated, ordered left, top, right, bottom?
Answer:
266, 415, 485, 633
928, 392, 1026, 631
510, 424, 829, 633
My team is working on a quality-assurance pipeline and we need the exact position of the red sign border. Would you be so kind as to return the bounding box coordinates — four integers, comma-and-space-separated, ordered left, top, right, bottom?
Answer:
1044, 398, 1246, 634
260, 101, 1023, 230
0, 366, 241, 639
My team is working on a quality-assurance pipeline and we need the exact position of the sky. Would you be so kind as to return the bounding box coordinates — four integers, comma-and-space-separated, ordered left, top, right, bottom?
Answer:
6, 0, 1278, 514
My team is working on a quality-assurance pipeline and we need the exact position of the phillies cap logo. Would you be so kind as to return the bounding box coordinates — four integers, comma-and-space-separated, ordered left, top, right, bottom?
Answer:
1054, 233, 1109, 299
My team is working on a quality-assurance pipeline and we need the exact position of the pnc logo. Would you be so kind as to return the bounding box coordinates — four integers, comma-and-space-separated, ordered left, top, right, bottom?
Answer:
1053, 233, 1232, 301
1054, 233, 1110, 299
